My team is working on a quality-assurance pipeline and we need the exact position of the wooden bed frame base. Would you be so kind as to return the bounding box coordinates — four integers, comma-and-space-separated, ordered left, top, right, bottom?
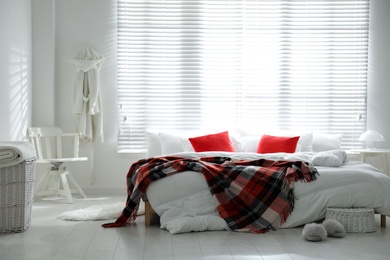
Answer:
144, 201, 387, 228
381, 214, 386, 227
145, 200, 157, 226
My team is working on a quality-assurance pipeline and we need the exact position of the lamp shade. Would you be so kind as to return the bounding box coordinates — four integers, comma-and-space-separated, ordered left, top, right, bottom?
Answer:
358, 130, 385, 142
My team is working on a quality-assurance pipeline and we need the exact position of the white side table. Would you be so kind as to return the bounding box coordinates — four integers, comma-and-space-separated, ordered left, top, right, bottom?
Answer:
348, 149, 390, 175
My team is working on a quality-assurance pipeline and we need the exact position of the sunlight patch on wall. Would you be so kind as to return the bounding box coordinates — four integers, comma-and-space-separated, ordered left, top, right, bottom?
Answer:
9, 46, 30, 141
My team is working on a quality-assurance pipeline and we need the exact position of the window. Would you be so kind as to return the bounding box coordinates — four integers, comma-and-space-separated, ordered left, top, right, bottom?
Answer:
117, 0, 369, 152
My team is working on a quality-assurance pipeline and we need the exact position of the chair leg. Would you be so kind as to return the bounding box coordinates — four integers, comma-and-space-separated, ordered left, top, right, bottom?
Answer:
34, 167, 51, 199
65, 169, 87, 198
59, 168, 74, 204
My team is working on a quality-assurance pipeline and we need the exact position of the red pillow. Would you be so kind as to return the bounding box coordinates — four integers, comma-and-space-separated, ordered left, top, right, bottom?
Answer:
189, 131, 236, 152
257, 134, 300, 154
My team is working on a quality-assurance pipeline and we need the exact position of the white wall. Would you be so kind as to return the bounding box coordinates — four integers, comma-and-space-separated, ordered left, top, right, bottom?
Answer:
29, 0, 390, 194
0, 0, 32, 141
367, 0, 390, 148
32, 0, 55, 126
366, 0, 390, 169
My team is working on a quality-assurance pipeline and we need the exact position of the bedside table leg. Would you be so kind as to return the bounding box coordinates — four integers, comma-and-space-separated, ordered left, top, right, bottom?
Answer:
359, 153, 366, 163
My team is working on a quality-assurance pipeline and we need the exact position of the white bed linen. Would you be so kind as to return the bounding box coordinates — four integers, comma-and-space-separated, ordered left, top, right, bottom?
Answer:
146, 152, 390, 234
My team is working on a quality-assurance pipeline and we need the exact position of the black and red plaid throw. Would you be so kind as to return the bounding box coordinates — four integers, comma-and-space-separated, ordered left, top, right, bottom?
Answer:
102, 156, 318, 233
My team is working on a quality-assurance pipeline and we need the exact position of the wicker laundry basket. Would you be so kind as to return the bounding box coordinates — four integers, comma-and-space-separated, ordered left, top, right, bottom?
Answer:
325, 207, 376, 233
0, 159, 36, 232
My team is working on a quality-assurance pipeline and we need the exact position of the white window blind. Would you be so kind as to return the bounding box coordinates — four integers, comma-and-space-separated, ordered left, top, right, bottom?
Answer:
117, 0, 369, 152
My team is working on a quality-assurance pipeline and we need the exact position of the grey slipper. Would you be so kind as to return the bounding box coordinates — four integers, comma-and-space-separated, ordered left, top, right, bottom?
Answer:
302, 223, 327, 242
322, 219, 346, 238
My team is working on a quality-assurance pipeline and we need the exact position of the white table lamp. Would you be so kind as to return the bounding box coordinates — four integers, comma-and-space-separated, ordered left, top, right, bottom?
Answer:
359, 130, 385, 149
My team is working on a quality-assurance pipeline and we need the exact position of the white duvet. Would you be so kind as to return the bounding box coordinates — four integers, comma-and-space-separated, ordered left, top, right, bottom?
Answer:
146, 151, 390, 234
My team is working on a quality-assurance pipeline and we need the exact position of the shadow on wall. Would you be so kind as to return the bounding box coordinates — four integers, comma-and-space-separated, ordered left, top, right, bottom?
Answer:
7, 46, 31, 141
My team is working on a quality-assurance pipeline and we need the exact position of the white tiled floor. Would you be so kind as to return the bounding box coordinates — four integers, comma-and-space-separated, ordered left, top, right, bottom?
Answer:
1, 196, 390, 260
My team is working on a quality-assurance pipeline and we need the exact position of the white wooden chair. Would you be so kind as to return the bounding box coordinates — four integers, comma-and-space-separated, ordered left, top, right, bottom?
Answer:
28, 127, 87, 203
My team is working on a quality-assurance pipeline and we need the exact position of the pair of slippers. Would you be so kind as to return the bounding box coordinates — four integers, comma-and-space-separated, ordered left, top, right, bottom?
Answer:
302, 219, 346, 242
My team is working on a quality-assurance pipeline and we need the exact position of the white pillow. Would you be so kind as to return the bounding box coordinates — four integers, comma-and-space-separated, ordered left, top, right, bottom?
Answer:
312, 133, 343, 152
295, 133, 313, 152
229, 134, 243, 152
159, 132, 186, 155
240, 136, 261, 153
182, 138, 195, 152
146, 131, 161, 157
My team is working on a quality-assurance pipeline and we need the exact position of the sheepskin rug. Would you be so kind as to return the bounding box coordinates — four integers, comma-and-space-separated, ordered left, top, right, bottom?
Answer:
58, 201, 145, 221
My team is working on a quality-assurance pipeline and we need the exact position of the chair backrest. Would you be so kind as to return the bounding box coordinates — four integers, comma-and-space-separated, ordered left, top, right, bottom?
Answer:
28, 127, 82, 160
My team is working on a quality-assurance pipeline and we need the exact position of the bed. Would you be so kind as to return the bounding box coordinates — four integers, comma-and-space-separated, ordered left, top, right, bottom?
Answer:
103, 130, 390, 234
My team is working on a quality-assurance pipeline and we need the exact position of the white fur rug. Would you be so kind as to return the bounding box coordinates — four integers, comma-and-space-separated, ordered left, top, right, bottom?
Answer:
58, 202, 145, 221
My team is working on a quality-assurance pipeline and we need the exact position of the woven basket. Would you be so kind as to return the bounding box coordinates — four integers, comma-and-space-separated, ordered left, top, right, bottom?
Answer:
0, 159, 36, 232
325, 207, 376, 233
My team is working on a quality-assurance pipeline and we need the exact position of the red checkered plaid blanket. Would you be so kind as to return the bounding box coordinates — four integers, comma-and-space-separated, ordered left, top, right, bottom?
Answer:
102, 156, 318, 233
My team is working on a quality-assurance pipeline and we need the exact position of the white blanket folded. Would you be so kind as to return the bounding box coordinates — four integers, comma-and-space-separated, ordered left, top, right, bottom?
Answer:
0, 141, 36, 168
